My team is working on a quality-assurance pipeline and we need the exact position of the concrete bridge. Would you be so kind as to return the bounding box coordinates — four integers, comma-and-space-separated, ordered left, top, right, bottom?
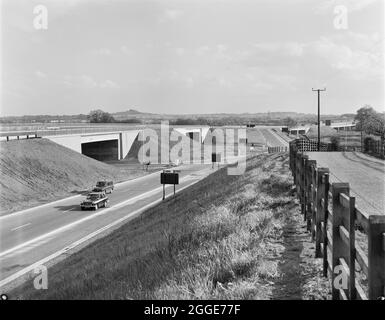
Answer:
47, 130, 141, 161
47, 127, 211, 161
0, 126, 212, 162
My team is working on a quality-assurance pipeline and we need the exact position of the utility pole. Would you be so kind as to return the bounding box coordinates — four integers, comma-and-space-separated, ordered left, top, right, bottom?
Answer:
312, 88, 326, 151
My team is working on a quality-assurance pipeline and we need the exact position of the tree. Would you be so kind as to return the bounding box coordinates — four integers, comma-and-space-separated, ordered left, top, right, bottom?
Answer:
283, 117, 297, 128
364, 112, 385, 138
330, 135, 340, 151
355, 105, 385, 137
88, 109, 115, 123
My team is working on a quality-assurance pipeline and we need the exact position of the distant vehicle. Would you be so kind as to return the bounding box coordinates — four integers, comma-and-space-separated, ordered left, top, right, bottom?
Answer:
92, 180, 114, 194
80, 192, 109, 210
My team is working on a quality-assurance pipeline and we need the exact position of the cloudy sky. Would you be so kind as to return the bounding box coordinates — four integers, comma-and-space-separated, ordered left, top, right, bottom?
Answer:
0, 0, 384, 116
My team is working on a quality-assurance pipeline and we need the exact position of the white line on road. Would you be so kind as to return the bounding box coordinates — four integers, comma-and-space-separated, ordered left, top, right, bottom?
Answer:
0, 174, 198, 259
11, 223, 31, 231
0, 177, 203, 288
0, 169, 165, 221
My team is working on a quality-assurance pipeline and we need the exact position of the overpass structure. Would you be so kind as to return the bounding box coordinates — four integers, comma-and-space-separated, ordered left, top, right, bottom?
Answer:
0, 126, 212, 162
47, 130, 141, 161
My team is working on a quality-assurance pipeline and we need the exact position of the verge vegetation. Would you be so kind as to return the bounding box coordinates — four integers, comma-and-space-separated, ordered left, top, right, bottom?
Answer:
0, 139, 149, 215
12, 153, 330, 299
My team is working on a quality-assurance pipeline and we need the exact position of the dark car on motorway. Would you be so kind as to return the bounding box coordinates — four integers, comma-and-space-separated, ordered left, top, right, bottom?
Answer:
80, 192, 109, 210
92, 180, 114, 194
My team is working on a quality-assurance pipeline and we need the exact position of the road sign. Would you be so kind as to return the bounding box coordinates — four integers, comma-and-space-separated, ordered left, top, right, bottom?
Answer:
161, 172, 179, 185
161, 171, 180, 200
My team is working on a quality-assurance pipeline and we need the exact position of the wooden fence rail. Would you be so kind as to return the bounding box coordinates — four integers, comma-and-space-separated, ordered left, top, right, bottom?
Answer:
267, 146, 288, 153
289, 141, 385, 300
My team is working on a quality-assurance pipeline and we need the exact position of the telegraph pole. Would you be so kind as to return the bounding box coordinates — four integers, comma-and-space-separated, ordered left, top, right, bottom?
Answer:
312, 88, 326, 151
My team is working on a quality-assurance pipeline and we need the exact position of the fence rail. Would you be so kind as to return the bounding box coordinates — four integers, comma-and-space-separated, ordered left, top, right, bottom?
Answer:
289, 140, 385, 300
267, 146, 288, 153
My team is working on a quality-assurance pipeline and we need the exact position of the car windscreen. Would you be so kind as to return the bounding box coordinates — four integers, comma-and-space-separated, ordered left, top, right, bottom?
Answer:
87, 194, 100, 200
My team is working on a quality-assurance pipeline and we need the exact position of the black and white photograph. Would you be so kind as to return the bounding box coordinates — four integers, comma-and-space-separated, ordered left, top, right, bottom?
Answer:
0, 0, 384, 308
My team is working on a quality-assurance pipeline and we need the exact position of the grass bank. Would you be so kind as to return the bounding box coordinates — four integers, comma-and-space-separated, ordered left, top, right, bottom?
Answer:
0, 138, 151, 215
11, 152, 330, 299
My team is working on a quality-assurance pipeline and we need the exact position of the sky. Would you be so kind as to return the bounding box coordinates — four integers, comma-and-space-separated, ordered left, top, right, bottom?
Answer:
0, 0, 384, 116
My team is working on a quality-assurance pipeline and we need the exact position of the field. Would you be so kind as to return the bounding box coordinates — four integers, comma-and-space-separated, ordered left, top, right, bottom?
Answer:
10, 153, 330, 299
0, 139, 156, 215
305, 127, 363, 148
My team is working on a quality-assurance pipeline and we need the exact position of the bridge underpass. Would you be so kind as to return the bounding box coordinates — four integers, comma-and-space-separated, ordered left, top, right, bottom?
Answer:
37, 127, 213, 163
81, 139, 119, 161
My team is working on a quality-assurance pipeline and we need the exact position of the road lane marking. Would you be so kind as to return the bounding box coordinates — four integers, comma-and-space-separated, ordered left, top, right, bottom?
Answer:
0, 177, 204, 288
0, 168, 167, 221
0, 174, 200, 259
10, 223, 31, 231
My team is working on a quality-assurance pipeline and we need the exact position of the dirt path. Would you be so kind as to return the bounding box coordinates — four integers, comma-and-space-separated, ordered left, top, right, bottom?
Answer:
266, 203, 331, 300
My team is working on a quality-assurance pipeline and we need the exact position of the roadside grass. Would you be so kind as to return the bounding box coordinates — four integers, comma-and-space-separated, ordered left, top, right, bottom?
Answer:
0, 139, 152, 215
306, 129, 362, 147
11, 153, 329, 300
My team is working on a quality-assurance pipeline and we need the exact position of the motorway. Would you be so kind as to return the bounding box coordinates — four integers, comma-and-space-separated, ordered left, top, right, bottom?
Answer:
260, 128, 289, 147
305, 152, 385, 216
0, 163, 217, 288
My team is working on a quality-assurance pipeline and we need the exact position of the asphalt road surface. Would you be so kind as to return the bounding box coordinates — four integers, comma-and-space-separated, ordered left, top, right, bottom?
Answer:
0, 163, 219, 288
261, 129, 289, 147
305, 152, 385, 216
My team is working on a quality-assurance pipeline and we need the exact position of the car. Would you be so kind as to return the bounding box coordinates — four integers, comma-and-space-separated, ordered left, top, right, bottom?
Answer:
92, 180, 114, 194
80, 192, 109, 210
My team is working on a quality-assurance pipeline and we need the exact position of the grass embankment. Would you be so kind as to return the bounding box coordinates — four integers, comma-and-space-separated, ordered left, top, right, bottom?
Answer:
12, 153, 330, 300
0, 138, 149, 215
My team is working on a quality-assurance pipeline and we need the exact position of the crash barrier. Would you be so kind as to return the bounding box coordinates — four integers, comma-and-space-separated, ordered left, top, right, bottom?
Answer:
289, 142, 385, 300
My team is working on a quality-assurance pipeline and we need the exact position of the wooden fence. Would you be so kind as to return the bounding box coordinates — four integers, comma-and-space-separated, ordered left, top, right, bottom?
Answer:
290, 138, 332, 152
267, 146, 288, 153
289, 142, 385, 300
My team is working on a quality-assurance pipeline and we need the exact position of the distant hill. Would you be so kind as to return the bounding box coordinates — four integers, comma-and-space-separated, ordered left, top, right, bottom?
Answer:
0, 109, 356, 126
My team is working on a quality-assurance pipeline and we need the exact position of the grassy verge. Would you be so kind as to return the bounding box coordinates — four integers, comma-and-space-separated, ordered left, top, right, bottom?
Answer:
11, 153, 330, 300
0, 139, 153, 215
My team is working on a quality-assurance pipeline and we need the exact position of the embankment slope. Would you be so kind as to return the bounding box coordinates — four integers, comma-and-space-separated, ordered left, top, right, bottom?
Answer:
11, 152, 330, 300
0, 138, 144, 215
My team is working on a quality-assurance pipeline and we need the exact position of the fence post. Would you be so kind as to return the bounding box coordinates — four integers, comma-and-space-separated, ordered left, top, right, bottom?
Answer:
368, 215, 385, 300
295, 152, 301, 198
331, 182, 350, 300
316, 168, 329, 258
322, 173, 330, 277
301, 155, 309, 221
347, 195, 356, 300
306, 160, 316, 235
310, 163, 318, 240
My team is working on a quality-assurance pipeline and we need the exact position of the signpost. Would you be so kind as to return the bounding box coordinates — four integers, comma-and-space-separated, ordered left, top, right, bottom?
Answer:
211, 153, 221, 169
160, 170, 180, 200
